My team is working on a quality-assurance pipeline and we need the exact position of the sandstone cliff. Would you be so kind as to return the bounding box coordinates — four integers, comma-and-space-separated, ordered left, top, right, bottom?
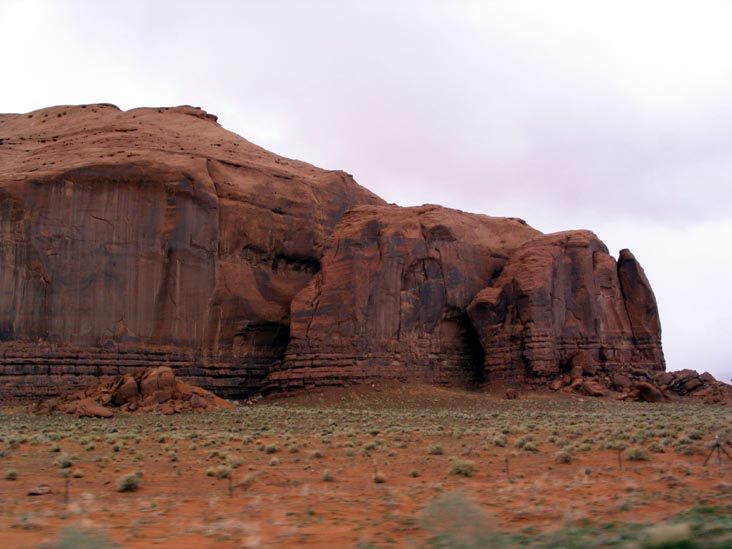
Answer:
0, 104, 667, 399
268, 204, 540, 389
0, 104, 382, 398
466, 231, 664, 385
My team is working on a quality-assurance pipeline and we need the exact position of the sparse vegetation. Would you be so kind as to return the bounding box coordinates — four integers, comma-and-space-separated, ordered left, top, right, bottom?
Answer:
115, 471, 142, 492
449, 458, 476, 477
625, 446, 650, 461
0, 387, 730, 546
39, 524, 119, 548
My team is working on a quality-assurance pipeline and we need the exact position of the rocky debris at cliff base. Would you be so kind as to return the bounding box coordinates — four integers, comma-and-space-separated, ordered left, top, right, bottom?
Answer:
36, 366, 234, 417
660, 369, 732, 404
546, 365, 732, 404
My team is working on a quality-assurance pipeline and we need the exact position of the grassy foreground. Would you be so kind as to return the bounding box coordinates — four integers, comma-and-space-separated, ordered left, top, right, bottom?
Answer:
1, 384, 732, 547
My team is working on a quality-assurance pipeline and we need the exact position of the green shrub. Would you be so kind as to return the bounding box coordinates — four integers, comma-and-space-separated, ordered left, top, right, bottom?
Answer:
554, 450, 573, 464
116, 471, 142, 492
206, 465, 231, 479
648, 442, 665, 454
55, 453, 73, 469
624, 447, 650, 461
523, 441, 539, 453
450, 459, 475, 477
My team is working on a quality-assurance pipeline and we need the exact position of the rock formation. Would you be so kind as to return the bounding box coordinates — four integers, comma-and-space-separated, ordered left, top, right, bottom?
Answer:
36, 366, 234, 416
0, 104, 382, 399
268, 204, 540, 389
0, 104, 672, 400
466, 231, 664, 385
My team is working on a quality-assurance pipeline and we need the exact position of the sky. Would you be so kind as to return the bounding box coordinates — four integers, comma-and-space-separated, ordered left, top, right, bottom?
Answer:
2, 0, 731, 381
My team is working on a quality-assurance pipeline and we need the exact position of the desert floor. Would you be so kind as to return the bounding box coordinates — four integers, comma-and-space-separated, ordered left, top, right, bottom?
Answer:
2, 383, 732, 548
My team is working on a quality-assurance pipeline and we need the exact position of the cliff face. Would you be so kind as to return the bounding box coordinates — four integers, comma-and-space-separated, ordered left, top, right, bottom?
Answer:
466, 231, 664, 384
0, 105, 666, 399
268, 204, 540, 389
0, 104, 383, 398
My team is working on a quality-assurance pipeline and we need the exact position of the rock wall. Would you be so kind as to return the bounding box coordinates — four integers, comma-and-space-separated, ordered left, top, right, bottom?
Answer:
0, 104, 382, 398
0, 104, 667, 399
267, 204, 540, 389
467, 231, 665, 383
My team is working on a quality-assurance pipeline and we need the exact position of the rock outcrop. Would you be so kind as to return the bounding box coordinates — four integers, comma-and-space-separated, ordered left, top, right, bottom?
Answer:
0, 104, 672, 399
0, 104, 382, 399
36, 366, 234, 416
466, 231, 664, 385
268, 204, 540, 389
269, 220, 667, 391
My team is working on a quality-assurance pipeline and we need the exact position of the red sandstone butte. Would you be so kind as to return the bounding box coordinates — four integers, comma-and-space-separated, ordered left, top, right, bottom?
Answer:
0, 104, 382, 399
0, 104, 671, 400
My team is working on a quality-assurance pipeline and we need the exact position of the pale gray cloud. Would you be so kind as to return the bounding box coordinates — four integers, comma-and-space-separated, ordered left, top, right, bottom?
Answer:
2, 0, 731, 380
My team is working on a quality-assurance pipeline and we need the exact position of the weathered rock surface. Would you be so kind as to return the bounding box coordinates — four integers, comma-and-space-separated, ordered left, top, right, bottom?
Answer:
612, 368, 732, 404
36, 366, 234, 416
467, 231, 665, 386
267, 204, 540, 389
0, 104, 382, 398
0, 104, 682, 400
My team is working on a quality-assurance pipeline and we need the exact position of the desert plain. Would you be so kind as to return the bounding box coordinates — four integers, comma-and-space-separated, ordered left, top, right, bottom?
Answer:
2, 384, 732, 548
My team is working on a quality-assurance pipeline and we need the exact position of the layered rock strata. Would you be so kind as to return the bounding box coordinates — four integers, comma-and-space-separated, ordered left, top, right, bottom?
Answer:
0, 104, 669, 399
36, 365, 234, 416
271, 219, 666, 390
467, 231, 664, 384
0, 104, 382, 398
268, 204, 540, 389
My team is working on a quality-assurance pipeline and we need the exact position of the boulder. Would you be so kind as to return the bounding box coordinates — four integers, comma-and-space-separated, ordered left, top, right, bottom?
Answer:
633, 381, 666, 403
73, 399, 115, 418
654, 372, 674, 387
661, 368, 732, 403
700, 371, 717, 383
581, 379, 606, 397
27, 485, 52, 496
680, 377, 703, 393
549, 378, 566, 391
140, 366, 175, 404
112, 374, 139, 406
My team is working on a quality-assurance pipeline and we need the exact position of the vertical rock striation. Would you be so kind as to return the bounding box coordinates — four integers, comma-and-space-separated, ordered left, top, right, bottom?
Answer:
1, 104, 667, 399
268, 204, 540, 389
466, 231, 665, 385
0, 104, 382, 398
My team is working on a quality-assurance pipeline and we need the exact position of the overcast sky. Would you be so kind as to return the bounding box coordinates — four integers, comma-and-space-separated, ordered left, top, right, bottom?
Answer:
2, 0, 731, 381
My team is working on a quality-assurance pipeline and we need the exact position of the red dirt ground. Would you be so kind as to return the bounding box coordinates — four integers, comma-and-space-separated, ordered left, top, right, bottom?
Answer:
1, 384, 731, 547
